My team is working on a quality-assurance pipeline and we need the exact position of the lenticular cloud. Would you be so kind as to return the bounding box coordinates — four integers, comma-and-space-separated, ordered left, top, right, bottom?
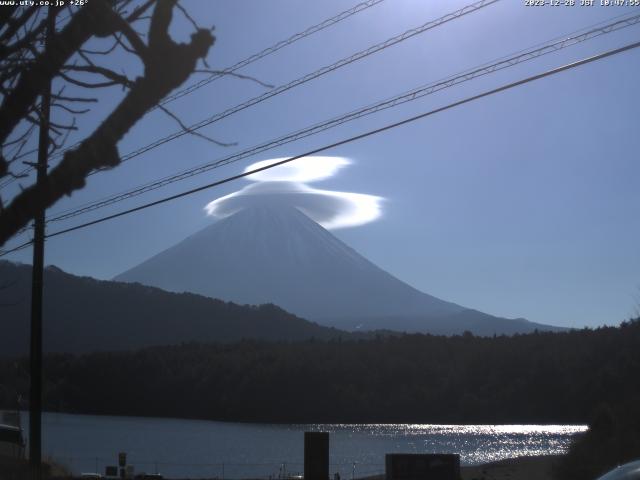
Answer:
245, 156, 349, 183
204, 156, 383, 230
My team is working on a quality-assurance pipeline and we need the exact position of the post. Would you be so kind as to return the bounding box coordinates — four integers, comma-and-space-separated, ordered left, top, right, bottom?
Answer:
29, 6, 54, 477
304, 432, 329, 480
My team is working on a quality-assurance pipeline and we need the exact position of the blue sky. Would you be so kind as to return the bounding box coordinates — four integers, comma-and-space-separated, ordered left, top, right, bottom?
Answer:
3, 0, 640, 328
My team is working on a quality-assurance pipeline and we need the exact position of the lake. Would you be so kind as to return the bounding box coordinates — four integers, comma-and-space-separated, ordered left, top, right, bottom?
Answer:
17, 412, 586, 478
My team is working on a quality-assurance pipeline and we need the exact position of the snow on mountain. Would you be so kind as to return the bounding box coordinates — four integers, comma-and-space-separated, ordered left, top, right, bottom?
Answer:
115, 205, 562, 335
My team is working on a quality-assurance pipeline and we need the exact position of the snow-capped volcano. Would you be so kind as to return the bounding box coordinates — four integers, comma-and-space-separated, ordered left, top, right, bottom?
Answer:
115, 205, 563, 335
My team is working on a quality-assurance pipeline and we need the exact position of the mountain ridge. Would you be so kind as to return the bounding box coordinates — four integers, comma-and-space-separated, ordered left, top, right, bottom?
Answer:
115, 205, 564, 335
0, 260, 352, 356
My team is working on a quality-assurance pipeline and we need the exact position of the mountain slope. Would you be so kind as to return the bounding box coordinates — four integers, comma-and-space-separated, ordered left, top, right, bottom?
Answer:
0, 260, 350, 356
115, 205, 564, 335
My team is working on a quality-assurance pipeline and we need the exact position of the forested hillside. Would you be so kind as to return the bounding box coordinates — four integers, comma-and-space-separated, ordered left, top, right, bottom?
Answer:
0, 261, 351, 355
1, 319, 638, 424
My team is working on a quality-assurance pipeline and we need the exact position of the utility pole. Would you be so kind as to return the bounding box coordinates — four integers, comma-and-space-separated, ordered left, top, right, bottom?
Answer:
29, 7, 54, 478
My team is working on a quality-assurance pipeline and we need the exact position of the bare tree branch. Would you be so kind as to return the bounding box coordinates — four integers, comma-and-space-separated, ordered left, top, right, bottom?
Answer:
175, 2, 200, 31
114, 18, 148, 57
58, 71, 124, 89
126, 0, 157, 22
194, 69, 274, 89
0, 15, 48, 61
2, 123, 35, 149
62, 64, 135, 88
0, 0, 215, 245
0, 6, 38, 45
158, 105, 236, 147
79, 39, 120, 56
0, 0, 121, 147
51, 103, 91, 115
51, 94, 99, 103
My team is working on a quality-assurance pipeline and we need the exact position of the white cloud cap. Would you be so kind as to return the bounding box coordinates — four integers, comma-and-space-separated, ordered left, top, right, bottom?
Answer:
245, 156, 350, 183
205, 156, 383, 230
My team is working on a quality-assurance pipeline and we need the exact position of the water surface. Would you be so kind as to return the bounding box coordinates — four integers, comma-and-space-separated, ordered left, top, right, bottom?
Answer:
17, 412, 586, 478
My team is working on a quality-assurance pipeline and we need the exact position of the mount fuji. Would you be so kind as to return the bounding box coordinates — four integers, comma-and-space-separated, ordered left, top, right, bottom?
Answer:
115, 205, 563, 335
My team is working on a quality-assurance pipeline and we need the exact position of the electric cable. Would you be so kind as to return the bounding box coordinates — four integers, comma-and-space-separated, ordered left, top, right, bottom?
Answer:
45, 12, 640, 224
0, 0, 388, 189
23, 39, 638, 246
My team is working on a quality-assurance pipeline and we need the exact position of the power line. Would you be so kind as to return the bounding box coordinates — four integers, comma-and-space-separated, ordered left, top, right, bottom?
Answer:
42, 0, 506, 220
0, 239, 33, 257
45, 12, 640, 224
0, 166, 30, 190
0, 0, 387, 190
32, 39, 640, 244
2, 38, 639, 256
159, 0, 387, 107
103, 0, 498, 168
14, 0, 493, 191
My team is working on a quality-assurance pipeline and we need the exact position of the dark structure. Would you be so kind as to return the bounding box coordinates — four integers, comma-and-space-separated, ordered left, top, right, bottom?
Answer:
304, 432, 329, 480
385, 454, 460, 480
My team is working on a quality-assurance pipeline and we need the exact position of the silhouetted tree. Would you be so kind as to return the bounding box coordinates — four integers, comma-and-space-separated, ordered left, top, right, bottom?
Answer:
2, 318, 638, 426
555, 398, 640, 480
0, 0, 216, 246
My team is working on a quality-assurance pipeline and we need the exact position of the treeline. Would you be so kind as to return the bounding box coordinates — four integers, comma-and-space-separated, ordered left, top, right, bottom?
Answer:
556, 398, 640, 480
1, 319, 639, 425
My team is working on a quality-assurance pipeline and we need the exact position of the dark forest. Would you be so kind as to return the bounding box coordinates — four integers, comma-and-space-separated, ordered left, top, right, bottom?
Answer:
1, 319, 638, 425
